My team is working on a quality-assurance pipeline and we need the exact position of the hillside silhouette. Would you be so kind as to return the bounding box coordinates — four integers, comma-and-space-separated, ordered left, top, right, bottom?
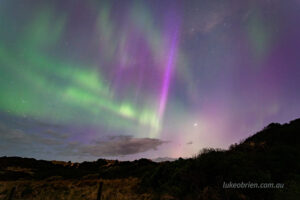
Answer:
0, 118, 300, 199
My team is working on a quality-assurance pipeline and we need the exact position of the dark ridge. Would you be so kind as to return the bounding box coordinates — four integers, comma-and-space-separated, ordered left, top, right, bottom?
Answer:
139, 118, 300, 199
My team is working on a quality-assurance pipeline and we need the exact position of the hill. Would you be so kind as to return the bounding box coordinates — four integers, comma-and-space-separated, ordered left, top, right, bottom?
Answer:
0, 118, 300, 199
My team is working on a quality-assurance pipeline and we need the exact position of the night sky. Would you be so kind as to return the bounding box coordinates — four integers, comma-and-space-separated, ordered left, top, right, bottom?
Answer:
1, 0, 300, 161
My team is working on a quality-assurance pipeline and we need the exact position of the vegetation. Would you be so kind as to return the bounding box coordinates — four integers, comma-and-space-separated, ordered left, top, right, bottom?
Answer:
0, 178, 152, 200
140, 118, 300, 199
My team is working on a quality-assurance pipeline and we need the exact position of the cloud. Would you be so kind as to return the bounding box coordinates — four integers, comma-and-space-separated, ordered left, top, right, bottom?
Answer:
44, 129, 69, 139
0, 112, 167, 158
0, 121, 64, 146
186, 141, 193, 145
0, 122, 31, 144
73, 135, 166, 157
0, 113, 68, 154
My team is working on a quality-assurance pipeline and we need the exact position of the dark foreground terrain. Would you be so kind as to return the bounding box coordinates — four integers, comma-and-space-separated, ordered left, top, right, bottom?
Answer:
1, 118, 300, 200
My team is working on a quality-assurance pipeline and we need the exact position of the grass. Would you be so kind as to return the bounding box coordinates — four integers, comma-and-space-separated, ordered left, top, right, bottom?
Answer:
0, 178, 156, 200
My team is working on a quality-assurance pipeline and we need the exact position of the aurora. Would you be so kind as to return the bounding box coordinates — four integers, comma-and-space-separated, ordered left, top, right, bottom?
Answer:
1, 0, 300, 161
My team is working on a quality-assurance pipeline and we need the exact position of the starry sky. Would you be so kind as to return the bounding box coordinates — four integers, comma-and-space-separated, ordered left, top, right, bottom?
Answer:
1, 0, 300, 161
